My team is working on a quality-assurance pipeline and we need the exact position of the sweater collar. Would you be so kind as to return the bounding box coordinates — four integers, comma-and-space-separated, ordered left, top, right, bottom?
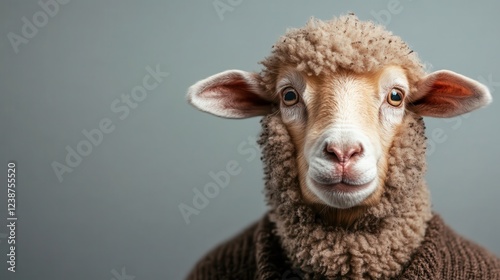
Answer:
253, 213, 444, 280
257, 112, 433, 279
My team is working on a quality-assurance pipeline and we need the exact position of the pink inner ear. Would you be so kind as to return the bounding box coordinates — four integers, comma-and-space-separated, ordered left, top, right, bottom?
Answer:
431, 80, 473, 98
209, 79, 270, 111
192, 71, 273, 118
413, 80, 472, 109
410, 70, 492, 118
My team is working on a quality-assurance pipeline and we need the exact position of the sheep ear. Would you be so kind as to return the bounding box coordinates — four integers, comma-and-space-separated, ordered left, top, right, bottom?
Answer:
187, 70, 273, 118
409, 70, 492, 118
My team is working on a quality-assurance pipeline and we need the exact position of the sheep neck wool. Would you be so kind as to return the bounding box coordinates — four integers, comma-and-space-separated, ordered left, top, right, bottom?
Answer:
258, 112, 433, 279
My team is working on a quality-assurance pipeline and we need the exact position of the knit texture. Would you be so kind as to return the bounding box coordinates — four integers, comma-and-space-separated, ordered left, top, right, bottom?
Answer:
187, 215, 500, 279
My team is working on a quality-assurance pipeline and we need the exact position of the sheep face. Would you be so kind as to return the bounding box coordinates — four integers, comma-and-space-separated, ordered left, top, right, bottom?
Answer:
187, 16, 492, 225
279, 66, 409, 210
188, 65, 491, 224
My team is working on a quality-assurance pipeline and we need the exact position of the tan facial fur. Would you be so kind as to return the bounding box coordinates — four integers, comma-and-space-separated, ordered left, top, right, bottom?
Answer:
277, 66, 410, 225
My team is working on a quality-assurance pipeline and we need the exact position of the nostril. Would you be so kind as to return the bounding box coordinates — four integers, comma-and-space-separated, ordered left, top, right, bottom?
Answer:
324, 144, 339, 161
345, 146, 362, 160
324, 144, 345, 162
324, 143, 363, 163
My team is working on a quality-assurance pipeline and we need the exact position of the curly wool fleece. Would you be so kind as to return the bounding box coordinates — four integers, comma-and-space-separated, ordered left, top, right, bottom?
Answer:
256, 15, 432, 278
259, 14, 426, 98
259, 112, 432, 279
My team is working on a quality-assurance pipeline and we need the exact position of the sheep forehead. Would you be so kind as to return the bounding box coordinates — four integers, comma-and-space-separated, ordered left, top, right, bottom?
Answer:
282, 65, 409, 113
260, 14, 425, 94
307, 72, 376, 113
281, 66, 409, 150
303, 75, 369, 135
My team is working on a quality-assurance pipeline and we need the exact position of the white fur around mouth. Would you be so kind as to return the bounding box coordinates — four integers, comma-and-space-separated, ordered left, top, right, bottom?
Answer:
307, 176, 378, 209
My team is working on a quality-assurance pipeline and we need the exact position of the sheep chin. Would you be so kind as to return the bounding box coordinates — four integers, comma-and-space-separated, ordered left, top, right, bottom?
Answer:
306, 176, 378, 209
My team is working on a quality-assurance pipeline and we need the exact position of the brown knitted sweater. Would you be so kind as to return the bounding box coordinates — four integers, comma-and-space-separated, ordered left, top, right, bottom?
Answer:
187, 214, 500, 280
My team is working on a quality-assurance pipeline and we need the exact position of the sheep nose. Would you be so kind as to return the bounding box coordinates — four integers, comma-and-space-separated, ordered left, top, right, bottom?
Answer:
325, 143, 363, 164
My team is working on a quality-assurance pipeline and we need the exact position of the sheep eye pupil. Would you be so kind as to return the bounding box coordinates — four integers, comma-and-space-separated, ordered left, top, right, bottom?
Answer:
390, 90, 402, 101
284, 91, 297, 101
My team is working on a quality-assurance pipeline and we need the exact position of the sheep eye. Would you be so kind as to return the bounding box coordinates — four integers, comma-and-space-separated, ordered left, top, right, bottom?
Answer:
387, 88, 404, 107
282, 87, 299, 106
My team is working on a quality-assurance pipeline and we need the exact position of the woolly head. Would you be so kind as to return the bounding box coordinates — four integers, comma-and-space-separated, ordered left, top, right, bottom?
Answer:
187, 15, 492, 225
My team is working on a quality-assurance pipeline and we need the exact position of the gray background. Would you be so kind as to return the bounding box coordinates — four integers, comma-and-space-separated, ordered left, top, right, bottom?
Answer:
1, 0, 499, 279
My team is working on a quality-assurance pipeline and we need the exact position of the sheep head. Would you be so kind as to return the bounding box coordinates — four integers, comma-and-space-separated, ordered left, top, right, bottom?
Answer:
187, 15, 492, 226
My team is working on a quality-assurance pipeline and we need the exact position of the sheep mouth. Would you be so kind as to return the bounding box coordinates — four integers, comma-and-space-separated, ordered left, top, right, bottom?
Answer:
306, 154, 379, 208
310, 178, 374, 193
306, 176, 378, 209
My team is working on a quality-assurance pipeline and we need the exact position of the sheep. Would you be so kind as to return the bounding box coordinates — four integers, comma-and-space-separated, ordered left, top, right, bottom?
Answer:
185, 14, 500, 279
